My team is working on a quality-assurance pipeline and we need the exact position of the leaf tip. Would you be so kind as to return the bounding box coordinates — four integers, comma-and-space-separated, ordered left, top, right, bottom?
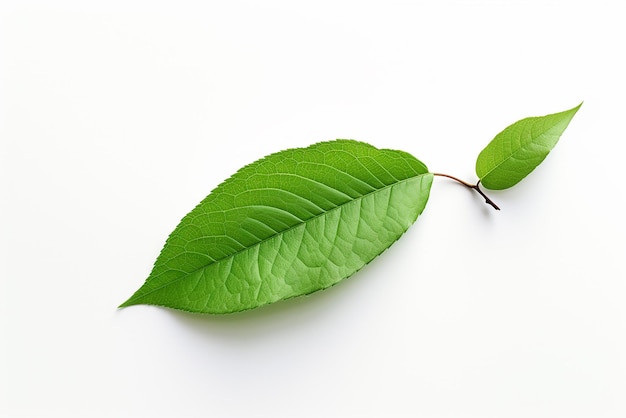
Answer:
556, 101, 583, 128
118, 295, 140, 309
117, 300, 131, 309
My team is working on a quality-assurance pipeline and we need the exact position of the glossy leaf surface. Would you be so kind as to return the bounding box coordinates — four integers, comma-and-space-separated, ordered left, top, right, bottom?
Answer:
120, 140, 433, 313
476, 103, 581, 190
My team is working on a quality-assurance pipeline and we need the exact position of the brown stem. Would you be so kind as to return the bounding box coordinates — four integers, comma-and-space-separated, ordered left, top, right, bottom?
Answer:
432, 173, 500, 211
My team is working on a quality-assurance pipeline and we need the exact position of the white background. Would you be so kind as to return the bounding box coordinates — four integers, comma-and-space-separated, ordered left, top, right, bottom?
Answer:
1, 1, 625, 417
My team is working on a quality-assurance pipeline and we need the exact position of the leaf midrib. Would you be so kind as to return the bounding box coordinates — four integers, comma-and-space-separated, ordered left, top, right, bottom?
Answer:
129, 172, 430, 302
480, 120, 564, 182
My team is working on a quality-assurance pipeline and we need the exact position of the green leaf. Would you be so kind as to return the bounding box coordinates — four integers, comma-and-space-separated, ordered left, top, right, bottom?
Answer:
120, 140, 433, 314
476, 103, 582, 190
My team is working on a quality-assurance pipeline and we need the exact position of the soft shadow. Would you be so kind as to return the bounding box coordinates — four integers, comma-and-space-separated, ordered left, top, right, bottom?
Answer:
477, 189, 506, 219
448, 180, 502, 220
163, 267, 370, 342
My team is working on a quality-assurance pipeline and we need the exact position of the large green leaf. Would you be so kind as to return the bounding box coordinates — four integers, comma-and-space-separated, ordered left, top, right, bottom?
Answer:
476, 103, 581, 190
120, 140, 433, 314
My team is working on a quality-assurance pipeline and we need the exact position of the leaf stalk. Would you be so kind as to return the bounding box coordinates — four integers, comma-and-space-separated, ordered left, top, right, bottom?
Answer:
432, 173, 500, 210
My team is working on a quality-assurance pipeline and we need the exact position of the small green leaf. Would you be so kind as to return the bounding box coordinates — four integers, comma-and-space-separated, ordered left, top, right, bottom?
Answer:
120, 140, 432, 314
476, 103, 582, 190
